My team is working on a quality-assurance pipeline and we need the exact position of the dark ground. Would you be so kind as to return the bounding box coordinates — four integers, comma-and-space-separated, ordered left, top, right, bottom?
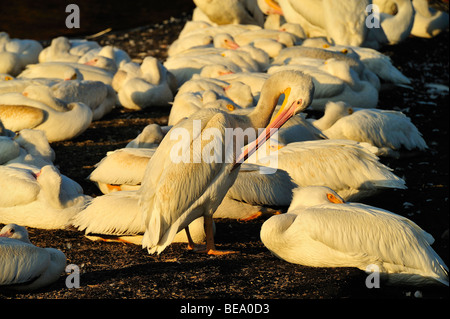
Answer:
0, 1, 449, 311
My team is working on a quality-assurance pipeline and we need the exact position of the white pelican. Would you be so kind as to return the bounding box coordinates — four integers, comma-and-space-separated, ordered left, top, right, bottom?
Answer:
0, 51, 22, 76
22, 84, 69, 112
312, 101, 428, 157
270, 47, 380, 109
0, 224, 67, 291
89, 151, 294, 217
260, 186, 449, 286
0, 165, 91, 229
71, 190, 210, 246
233, 28, 297, 48
4, 129, 55, 169
0, 77, 60, 96
168, 90, 241, 126
193, 0, 266, 27
410, 0, 449, 38
163, 51, 244, 87
365, 0, 415, 49
177, 76, 254, 110
0, 119, 20, 164
285, 0, 369, 47
272, 112, 327, 144
302, 42, 411, 85
0, 92, 93, 142
38, 36, 100, 63
38, 80, 117, 120
138, 70, 315, 255
126, 123, 171, 149
116, 57, 174, 110
276, 0, 328, 39
177, 21, 261, 40
0, 136, 20, 165
168, 33, 241, 57
88, 148, 156, 194
0, 32, 42, 70
77, 45, 131, 69
214, 163, 296, 220
18, 61, 114, 85
251, 139, 407, 201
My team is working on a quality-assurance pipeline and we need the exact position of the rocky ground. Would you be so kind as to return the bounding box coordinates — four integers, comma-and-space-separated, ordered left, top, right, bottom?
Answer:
0, 4, 448, 310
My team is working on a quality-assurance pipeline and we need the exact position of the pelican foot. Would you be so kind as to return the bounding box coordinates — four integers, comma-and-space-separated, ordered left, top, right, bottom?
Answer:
206, 249, 238, 256
239, 211, 262, 221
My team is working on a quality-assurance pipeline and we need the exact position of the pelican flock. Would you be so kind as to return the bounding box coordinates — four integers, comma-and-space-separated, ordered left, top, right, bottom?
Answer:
0, 0, 448, 295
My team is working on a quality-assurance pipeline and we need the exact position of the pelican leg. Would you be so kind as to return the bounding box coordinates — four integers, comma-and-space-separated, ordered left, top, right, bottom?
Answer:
204, 215, 237, 255
184, 226, 198, 250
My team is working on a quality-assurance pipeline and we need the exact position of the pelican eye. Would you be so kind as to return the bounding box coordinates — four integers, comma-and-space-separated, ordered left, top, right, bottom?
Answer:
348, 107, 354, 115
296, 99, 302, 105
226, 104, 235, 111
341, 49, 348, 54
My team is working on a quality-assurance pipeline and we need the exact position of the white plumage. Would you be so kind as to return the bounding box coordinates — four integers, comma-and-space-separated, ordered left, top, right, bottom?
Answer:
260, 186, 449, 286
0, 92, 93, 142
0, 224, 67, 291
0, 165, 91, 229
88, 148, 156, 194
250, 139, 407, 201
312, 101, 428, 157
71, 190, 210, 246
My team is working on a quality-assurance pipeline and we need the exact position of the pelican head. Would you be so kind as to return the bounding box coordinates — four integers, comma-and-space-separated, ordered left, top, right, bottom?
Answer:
0, 224, 31, 243
287, 186, 345, 213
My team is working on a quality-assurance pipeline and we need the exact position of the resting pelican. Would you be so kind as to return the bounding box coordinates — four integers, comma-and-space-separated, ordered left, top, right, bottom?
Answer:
193, 0, 266, 27
260, 186, 449, 286
410, 0, 449, 38
71, 190, 210, 246
250, 139, 407, 201
138, 70, 315, 255
0, 165, 91, 229
126, 123, 171, 149
5, 129, 55, 169
312, 101, 428, 157
214, 163, 296, 220
88, 148, 156, 194
0, 223, 67, 291
0, 93, 93, 142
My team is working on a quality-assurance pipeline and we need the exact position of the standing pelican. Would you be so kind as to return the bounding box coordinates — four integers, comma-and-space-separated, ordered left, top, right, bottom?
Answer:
138, 70, 314, 255
260, 186, 449, 286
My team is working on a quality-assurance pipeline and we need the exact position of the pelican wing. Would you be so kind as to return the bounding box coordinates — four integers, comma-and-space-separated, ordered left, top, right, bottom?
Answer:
0, 238, 50, 286
227, 163, 296, 206
0, 165, 41, 207
0, 105, 45, 131
72, 191, 144, 236
88, 148, 154, 186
